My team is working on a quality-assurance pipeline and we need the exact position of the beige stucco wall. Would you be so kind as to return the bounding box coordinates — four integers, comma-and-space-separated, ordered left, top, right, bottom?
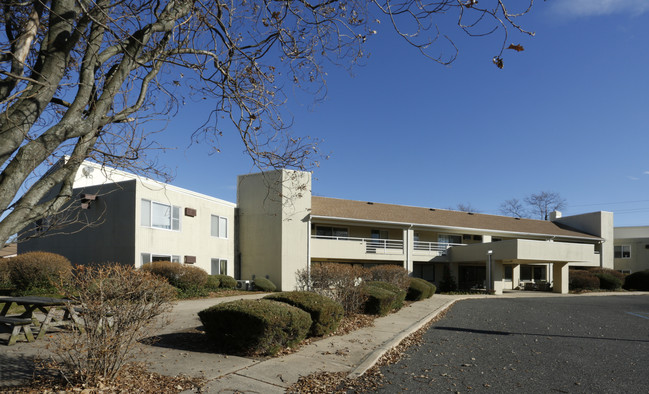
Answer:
450, 239, 598, 265
134, 181, 236, 274
19, 181, 137, 266
614, 226, 649, 273
237, 170, 311, 291
552, 211, 613, 268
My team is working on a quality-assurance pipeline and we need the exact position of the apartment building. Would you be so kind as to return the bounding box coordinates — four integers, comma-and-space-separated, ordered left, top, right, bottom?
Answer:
20, 163, 614, 293
613, 226, 649, 273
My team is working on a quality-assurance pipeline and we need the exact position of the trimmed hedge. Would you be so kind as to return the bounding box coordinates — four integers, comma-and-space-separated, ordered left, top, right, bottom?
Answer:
368, 265, 410, 290
253, 277, 276, 292
594, 273, 622, 290
569, 270, 600, 291
365, 281, 406, 310
7, 252, 72, 294
205, 275, 221, 291
141, 261, 208, 297
213, 274, 237, 289
623, 270, 649, 291
362, 285, 398, 316
407, 278, 436, 301
264, 291, 344, 337
198, 299, 311, 355
0, 259, 10, 288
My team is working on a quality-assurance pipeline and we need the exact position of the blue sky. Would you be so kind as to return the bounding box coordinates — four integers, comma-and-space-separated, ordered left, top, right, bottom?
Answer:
153, 0, 649, 227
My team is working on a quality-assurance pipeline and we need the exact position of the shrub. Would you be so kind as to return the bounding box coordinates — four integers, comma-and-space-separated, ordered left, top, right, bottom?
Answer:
141, 261, 208, 298
0, 259, 11, 289
407, 278, 436, 301
362, 285, 398, 316
198, 299, 311, 355
214, 274, 237, 289
623, 270, 649, 291
365, 281, 406, 310
367, 265, 410, 290
569, 269, 600, 290
53, 264, 175, 385
7, 251, 72, 294
588, 267, 626, 283
205, 275, 221, 291
295, 263, 368, 315
264, 291, 344, 337
254, 277, 277, 292
593, 273, 622, 290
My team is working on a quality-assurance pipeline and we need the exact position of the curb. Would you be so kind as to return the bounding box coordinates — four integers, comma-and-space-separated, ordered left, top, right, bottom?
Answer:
346, 297, 461, 379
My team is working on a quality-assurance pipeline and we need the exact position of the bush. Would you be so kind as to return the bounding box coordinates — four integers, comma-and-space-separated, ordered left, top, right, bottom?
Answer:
214, 274, 237, 289
7, 251, 72, 294
588, 267, 626, 283
53, 264, 175, 385
0, 259, 11, 289
362, 285, 398, 316
205, 275, 221, 291
623, 270, 649, 291
593, 273, 622, 290
569, 269, 600, 290
264, 291, 344, 337
296, 263, 368, 315
367, 265, 410, 290
407, 278, 436, 301
198, 299, 311, 355
254, 277, 277, 292
365, 281, 406, 310
141, 261, 208, 298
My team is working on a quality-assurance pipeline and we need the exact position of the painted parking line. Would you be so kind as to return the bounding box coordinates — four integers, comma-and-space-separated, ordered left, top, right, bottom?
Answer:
626, 312, 649, 320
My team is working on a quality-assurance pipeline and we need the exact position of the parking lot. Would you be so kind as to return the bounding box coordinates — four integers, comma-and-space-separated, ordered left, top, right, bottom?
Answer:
376, 295, 649, 393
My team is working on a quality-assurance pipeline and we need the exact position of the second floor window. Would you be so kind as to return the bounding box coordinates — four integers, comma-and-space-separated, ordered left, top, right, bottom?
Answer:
614, 245, 631, 259
141, 199, 180, 231
211, 215, 228, 238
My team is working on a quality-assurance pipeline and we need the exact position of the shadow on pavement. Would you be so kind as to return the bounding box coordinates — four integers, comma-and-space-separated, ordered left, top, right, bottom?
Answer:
434, 326, 649, 343
140, 327, 224, 354
0, 353, 37, 388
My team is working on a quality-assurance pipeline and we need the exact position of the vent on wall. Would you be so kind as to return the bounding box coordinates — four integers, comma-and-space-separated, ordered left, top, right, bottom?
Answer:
80, 194, 97, 210
185, 207, 197, 217
184, 255, 196, 264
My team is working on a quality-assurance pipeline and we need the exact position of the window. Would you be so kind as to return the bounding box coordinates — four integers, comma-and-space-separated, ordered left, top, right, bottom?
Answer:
614, 245, 631, 259
211, 258, 228, 275
211, 215, 228, 238
141, 253, 180, 266
141, 199, 180, 231
316, 226, 349, 238
438, 234, 462, 245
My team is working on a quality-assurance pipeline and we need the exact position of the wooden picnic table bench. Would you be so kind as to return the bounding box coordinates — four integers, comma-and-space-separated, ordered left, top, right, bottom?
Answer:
0, 296, 83, 345
0, 315, 35, 345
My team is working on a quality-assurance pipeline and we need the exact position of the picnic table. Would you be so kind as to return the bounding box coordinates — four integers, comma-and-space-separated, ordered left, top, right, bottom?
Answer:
0, 296, 83, 345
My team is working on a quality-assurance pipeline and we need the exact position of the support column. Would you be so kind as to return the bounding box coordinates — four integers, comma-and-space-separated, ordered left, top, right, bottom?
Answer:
552, 262, 569, 294
492, 260, 504, 295
404, 228, 414, 275
512, 264, 521, 289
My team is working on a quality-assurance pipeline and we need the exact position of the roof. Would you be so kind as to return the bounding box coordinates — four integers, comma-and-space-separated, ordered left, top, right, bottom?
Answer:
311, 197, 601, 240
0, 243, 17, 258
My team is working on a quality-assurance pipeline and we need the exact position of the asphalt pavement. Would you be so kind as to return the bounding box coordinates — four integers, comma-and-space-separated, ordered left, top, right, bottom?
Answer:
373, 295, 649, 393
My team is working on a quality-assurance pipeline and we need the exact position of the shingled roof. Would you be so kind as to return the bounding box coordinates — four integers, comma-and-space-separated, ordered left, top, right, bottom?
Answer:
311, 197, 600, 240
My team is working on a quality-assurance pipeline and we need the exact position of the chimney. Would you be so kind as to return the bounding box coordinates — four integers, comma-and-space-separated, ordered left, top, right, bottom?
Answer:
549, 211, 562, 221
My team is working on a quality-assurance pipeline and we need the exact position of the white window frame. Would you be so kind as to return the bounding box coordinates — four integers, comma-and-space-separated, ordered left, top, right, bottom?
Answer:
141, 199, 181, 231
211, 215, 228, 239
315, 226, 349, 238
141, 253, 180, 267
614, 245, 631, 259
211, 258, 228, 275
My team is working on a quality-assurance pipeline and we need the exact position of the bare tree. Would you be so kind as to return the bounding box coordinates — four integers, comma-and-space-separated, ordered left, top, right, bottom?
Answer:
455, 203, 480, 213
499, 192, 566, 220
525, 191, 566, 220
499, 198, 527, 218
0, 0, 536, 246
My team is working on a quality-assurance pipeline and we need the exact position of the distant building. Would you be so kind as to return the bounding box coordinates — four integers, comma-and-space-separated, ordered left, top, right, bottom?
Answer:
613, 226, 649, 273
21, 161, 614, 293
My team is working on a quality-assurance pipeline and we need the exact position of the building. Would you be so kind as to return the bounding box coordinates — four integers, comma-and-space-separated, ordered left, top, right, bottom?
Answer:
21, 163, 614, 294
613, 226, 649, 274
20, 160, 236, 277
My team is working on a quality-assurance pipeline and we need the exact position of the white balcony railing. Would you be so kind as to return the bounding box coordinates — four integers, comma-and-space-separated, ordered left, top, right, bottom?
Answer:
413, 241, 466, 256
311, 235, 404, 255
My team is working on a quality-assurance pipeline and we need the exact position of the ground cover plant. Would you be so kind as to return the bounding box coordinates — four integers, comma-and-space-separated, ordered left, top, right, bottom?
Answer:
264, 291, 344, 337
198, 299, 311, 356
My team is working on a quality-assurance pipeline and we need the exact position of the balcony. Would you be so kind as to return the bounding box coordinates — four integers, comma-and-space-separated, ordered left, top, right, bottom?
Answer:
413, 241, 466, 257
311, 235, 404, 260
